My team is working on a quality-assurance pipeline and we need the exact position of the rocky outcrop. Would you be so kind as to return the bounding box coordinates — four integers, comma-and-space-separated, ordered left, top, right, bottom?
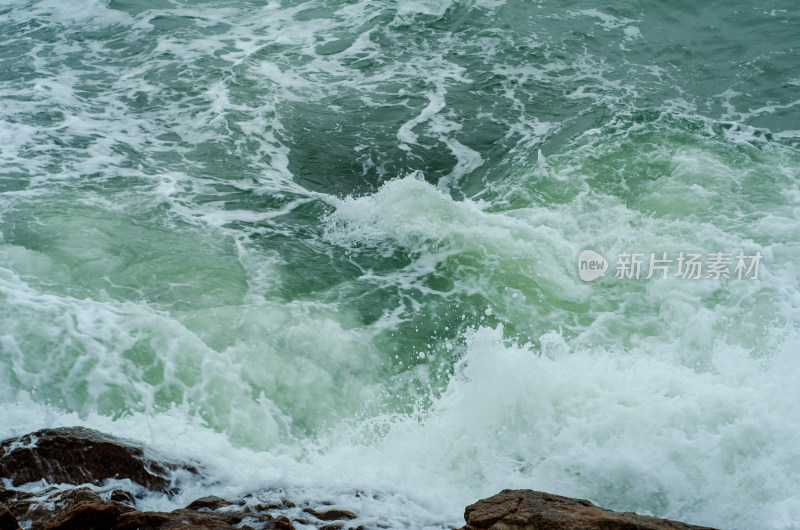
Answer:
302, 508, 357, 521
0, 427, 197, 492
1, 487, 129, 530
0, 480, 361, 530
1, 428, 720, 530
0, 424, 358, 529
41, 493, 135, 530
0, 486, 299, 530
0, 504, 21, 530
459, 489, 717, 530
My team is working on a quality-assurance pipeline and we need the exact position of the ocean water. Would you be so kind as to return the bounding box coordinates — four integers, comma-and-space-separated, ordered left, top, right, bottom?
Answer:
1, 0, 799, 527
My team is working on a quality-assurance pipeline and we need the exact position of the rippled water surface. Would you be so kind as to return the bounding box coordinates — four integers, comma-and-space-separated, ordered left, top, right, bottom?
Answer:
2, 1, 800, 527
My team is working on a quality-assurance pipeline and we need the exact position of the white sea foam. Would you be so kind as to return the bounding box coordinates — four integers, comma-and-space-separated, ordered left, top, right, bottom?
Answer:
3, 319, 800, 528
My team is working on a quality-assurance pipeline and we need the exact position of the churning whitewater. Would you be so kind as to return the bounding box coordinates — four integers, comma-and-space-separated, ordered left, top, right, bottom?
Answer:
1, 0, 800, 528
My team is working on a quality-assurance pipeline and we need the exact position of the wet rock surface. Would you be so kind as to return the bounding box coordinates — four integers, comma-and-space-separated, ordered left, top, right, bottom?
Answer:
459, 489, 718, 530
0, 484, 370, 530
0, 427, 196, 492
0, 504, 21, 530
2, 429, 719, 529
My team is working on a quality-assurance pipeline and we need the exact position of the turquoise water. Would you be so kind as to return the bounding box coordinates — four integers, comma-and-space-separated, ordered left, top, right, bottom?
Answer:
1, 0, 800, 527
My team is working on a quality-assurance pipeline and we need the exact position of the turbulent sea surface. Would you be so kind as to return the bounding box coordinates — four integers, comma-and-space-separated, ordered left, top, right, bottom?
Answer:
1, 0, 800, 528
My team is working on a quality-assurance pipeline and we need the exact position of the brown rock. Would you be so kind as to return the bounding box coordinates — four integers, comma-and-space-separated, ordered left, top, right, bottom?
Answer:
0, 427, 197, 492
41, 499, 134, 530
17, 487, 109, 529
52, 488, 106, 508
184, 496, 232, 511
114, 510, 172, 529
274, 515, 295, 530
110, 490, 136, 506
0, 488, 33, 523
0, 489, 32, 506
0, 505, 21, 530
460, 490, 718, 530
116, 509, 235, 529
254, 503, 282, 512
302, 507, 357, 521
0, 487, 136, 530
116, 508, 283, 530
1, 482, 291, 530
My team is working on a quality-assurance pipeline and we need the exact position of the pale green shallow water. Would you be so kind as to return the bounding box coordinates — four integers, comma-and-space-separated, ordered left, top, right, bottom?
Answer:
1, 1, 800, 528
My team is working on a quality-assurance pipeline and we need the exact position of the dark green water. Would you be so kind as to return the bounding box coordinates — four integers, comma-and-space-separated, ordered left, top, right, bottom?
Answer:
1, 1, 799, 527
